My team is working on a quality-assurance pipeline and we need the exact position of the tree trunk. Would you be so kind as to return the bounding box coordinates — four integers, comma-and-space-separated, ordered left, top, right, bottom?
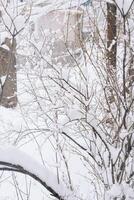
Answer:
107, 2, 117, 73
0, 38, 17, 108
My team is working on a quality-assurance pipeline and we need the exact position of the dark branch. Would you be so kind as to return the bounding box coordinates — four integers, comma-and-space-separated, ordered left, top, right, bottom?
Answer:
0, 161, 64, 200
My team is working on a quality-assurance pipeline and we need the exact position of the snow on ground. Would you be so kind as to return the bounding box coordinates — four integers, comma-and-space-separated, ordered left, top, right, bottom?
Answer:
0, 1, 97, 199
1, 0, 134, 200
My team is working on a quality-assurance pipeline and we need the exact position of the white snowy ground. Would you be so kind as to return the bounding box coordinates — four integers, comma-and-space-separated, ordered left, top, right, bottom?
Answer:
0, 0, 133, 200
0, 70, 94, 200
0, 1, 97, 199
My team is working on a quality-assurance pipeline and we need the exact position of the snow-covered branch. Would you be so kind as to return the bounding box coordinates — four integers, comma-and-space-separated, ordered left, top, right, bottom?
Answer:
0, 147, 76, 200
